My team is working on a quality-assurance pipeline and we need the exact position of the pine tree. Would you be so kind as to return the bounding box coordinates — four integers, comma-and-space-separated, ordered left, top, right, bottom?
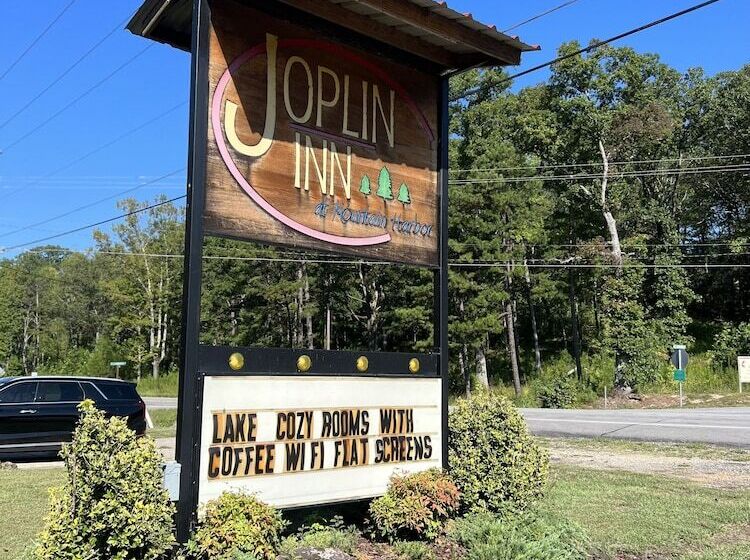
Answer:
397, 183, 411, 204
360, 174, 371, 196
376, 167, 393, 200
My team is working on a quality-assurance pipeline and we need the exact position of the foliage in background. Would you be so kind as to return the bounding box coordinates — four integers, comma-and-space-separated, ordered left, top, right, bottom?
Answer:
537, 375, 577, 409
369, 469, 460, 543
0, 56, 749, 400
449, 392, 548, 515
712, 322, 750, 368
137, 371, 180, 397
34, 401, 175, 560
186, 492, 286, 560
446, 512, 588, 560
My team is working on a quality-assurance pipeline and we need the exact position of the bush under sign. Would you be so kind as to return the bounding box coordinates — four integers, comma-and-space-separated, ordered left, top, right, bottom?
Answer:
198, 375, 442, 509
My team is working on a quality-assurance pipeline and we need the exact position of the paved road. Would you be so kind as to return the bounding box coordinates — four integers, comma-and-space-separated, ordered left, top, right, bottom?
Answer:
143, 397, 750, 447
144, 397, 178, 409
521, 407, 750, 447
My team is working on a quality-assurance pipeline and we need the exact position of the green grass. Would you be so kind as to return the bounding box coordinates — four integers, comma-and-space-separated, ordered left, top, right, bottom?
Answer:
539, 437, 750, 462
4, 461, 750, 559
0, 468, 63, 560
136, 372, 179, 397
541, 466, 750, 559
148, 408, 177, 439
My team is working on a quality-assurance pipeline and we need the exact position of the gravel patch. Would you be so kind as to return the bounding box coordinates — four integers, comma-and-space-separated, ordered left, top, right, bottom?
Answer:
548, 442, 750, 489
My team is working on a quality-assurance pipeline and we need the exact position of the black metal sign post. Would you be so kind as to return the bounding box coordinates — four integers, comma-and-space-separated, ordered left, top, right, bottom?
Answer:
176, 0, 209, 542
436, 76, 450, 467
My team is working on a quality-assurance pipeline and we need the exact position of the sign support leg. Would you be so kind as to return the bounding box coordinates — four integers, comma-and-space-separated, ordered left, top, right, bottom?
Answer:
435, 76, 449, 469
176, 0, 210, 543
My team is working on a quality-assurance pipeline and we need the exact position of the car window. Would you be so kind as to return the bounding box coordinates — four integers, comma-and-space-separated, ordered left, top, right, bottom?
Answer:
35, 381, 84, 403
81, 382, 106, 402
95, 382, 139, 400
0, 382, 37, 404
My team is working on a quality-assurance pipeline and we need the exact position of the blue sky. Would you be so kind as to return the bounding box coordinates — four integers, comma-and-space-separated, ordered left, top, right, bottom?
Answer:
0, 0, 747, 258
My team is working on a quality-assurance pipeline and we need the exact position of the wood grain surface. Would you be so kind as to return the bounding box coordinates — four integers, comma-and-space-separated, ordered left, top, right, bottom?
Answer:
203, 0, 440, 267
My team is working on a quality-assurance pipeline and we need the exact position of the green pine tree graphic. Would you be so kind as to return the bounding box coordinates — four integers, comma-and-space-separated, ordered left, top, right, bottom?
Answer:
360, 174, 371, 196
376, 167, 394, 200
397, 182, 411, 204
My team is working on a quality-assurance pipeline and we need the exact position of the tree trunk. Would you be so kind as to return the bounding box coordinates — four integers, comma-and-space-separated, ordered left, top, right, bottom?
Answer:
296, 266, 304, 347
593, 276, 601, 335
568, 267, 583, 381
325, 305, 331, 350
504, 260, 522, 396
524, 257, 542, 373
599, 140, 623, 268
34, 286, 40, 372
512, 298, 524, 383
505, 303, 522, 396
303, 265, 313, 349
599, 140, 628, 391
21, 311, 31, 375
475, 346, 489, 390
460, 344, 471, 397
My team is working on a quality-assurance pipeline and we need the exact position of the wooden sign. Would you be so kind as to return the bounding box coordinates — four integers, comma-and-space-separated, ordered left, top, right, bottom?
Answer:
198, 375, 442, 508
205, 2, 439, 267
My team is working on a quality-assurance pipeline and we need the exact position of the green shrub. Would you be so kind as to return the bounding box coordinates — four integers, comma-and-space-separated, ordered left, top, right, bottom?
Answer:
448, 392, 548, 515
447, 512, 588, 560
278, 517, 360, 557
392, 540, 435, 560
369, 469, 460, 542
187, 492, 286, 560
537, 376, 577, 409
34, 401, 176, 560
712, 321, 750, 368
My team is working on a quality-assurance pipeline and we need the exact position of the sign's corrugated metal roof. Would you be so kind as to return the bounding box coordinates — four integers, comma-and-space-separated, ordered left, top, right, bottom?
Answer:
127, 0, 538, 71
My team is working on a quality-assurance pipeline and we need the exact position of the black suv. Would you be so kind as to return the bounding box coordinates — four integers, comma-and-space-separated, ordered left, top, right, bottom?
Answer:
0, 376, 147, 457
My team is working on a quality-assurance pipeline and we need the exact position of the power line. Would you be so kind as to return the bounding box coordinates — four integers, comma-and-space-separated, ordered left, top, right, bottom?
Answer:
533, 242, 749, 248
449, 153, 750, 174
0, 14, 132, 132
1, 43, 154, 153
453, 262, 750, 269
450, 0, 722, 102
456, 240, 750, 249
502, 0, 581, 33
0, 100, 187, 204
449, 163, 750, 185
14, 247, 750, 269
0, 169, 185, 240
0, 195, 186, 253
0, 0, 78, 83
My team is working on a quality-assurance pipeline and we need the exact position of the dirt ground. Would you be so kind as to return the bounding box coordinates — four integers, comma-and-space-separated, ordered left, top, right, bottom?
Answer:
591, 392, 750, 409
547, 440, 750, 489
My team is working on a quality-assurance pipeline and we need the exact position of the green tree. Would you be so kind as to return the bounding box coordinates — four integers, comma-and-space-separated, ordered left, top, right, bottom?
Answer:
360, 174, 372, 196
376, 167, 394, 200
95, 197, 183, 379
397, 183, 411, 204
450, 68, 553, 395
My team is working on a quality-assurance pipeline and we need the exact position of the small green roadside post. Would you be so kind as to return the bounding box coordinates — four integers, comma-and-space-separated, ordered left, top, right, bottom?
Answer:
671, 345, 689, 407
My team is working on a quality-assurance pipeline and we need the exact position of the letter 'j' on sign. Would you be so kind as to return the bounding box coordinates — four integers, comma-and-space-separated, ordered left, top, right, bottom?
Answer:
205, 3, 440, 266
